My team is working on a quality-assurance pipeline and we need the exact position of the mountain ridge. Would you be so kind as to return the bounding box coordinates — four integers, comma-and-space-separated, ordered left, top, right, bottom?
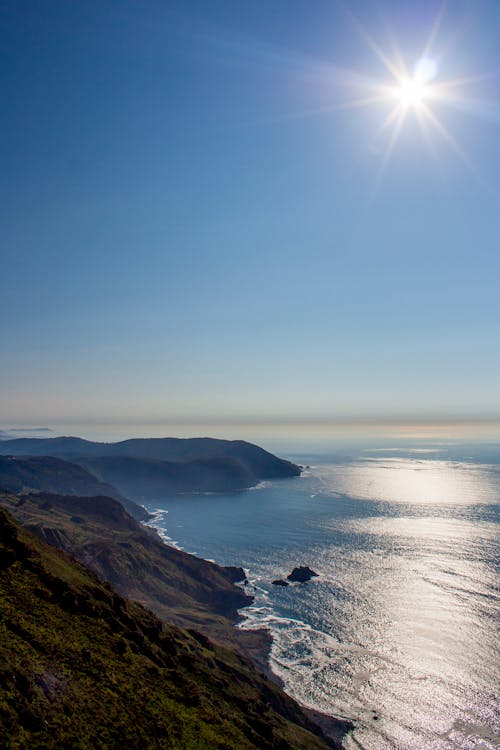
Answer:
0, 435, 300, 472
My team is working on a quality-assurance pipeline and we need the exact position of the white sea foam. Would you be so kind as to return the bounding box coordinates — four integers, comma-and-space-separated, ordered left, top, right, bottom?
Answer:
249, 480, 272, 491
144, 509, 198, 555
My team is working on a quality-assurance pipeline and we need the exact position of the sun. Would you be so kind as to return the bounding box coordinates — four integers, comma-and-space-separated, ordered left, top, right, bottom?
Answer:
277, 5, 486, 185
391, 58, 437, 111
393, 77, 430, 110
318, 6, 484, 184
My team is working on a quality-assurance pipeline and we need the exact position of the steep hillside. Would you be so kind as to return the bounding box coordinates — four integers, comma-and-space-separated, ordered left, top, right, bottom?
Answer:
77, 455, 263, 498
0, 490, 267, 663
0, 508, 337, 749
0, 455, 148, 520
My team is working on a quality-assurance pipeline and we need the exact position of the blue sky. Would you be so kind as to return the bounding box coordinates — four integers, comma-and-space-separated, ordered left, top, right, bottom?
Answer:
2, 0, 500, 425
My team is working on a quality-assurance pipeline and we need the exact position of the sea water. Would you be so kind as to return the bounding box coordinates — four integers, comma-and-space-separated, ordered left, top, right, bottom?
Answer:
146, 443, 500, 750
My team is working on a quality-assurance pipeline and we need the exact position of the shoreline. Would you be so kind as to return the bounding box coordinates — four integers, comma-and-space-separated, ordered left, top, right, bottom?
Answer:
144, 512, 355, 748
236, 602, 355, 747
249, 631, 354, 747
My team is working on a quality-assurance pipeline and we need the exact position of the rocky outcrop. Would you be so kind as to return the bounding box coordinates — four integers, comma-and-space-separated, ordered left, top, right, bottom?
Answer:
287, 566, 319, 583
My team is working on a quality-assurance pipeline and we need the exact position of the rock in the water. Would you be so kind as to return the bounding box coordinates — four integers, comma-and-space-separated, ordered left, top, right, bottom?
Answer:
271, 579, 289, 587
286, 566, 319, 583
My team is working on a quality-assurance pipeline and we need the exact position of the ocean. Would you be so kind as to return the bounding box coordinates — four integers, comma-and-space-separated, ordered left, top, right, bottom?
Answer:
145, 442, 498, 748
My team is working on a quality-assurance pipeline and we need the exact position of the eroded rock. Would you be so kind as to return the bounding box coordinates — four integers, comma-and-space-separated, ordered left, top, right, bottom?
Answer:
286, 566, 319, 583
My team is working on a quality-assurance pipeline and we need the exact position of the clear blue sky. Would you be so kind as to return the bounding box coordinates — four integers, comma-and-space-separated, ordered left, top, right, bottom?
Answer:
2, 0, 500, 425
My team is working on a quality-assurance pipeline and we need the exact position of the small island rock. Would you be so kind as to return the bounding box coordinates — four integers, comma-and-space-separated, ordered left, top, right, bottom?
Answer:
272, 579, 289, 587
286, 566, 319, 583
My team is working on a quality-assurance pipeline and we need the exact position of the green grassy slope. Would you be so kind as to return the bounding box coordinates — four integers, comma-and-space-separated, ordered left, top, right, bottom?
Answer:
0, 491, 267, 659
0, 508, 336, 750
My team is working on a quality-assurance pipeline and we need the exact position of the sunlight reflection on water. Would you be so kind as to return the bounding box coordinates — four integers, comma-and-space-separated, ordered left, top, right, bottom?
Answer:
314, 458, 500, 506
148, 453, 500, 750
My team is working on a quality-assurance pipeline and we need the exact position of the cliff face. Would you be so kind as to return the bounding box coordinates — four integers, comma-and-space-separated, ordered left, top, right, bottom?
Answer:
0, 508, 335, 749
76, 455, 261, 499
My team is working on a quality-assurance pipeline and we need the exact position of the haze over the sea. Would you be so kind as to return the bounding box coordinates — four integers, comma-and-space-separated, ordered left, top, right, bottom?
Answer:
1, 419, 499, 457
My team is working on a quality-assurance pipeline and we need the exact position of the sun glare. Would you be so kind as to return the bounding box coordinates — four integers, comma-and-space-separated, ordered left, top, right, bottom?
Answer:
327, 6, 487, 185
393, 57, 437, 110
394, 77, 429, 110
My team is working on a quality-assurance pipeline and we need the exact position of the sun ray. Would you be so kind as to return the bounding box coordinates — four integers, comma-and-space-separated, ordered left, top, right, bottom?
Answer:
331, 0, 500, 194
376, 103, 406, 137
386, 34, 407, 80
247, 93, 395, 127
341, 5, 492, 187
381, 107, 407, 166
419, 103, 482, 180
329, 93, 395, 113
339, 2, 405, 81
370, 105, 408, 201
367, 103, 408, 174
415, 106, 447, 181
377, 10, 409, 80
243, 3, 490, 185
421, 0, 447, 61
431, 71, 500, 95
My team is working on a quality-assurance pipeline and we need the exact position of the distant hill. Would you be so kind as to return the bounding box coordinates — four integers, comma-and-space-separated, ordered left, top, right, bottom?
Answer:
0, 507, 337, 749
0, 436, 301, 497
0, 455, 148, 520
0, 436, 300, 475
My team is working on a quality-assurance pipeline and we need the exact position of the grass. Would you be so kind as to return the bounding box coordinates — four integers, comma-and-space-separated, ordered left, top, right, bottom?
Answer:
0, 507, 337, 750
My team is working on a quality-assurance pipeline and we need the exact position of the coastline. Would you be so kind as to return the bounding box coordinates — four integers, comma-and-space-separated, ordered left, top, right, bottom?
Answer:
236, 601, 355, 747
145, 512, 355, 749
247, 630, 354, 747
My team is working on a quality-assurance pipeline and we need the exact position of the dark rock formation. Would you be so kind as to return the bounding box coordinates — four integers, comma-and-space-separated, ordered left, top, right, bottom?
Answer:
272, 579, 289, 587
287, 566, 319, 583
223, 565, 247, 583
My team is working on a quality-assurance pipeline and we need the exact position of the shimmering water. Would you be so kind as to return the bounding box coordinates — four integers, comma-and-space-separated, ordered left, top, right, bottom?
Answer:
146, 446, 500, 749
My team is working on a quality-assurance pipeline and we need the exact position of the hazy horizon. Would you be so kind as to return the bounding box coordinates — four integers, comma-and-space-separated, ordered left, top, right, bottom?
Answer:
2, 416, 500, 455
